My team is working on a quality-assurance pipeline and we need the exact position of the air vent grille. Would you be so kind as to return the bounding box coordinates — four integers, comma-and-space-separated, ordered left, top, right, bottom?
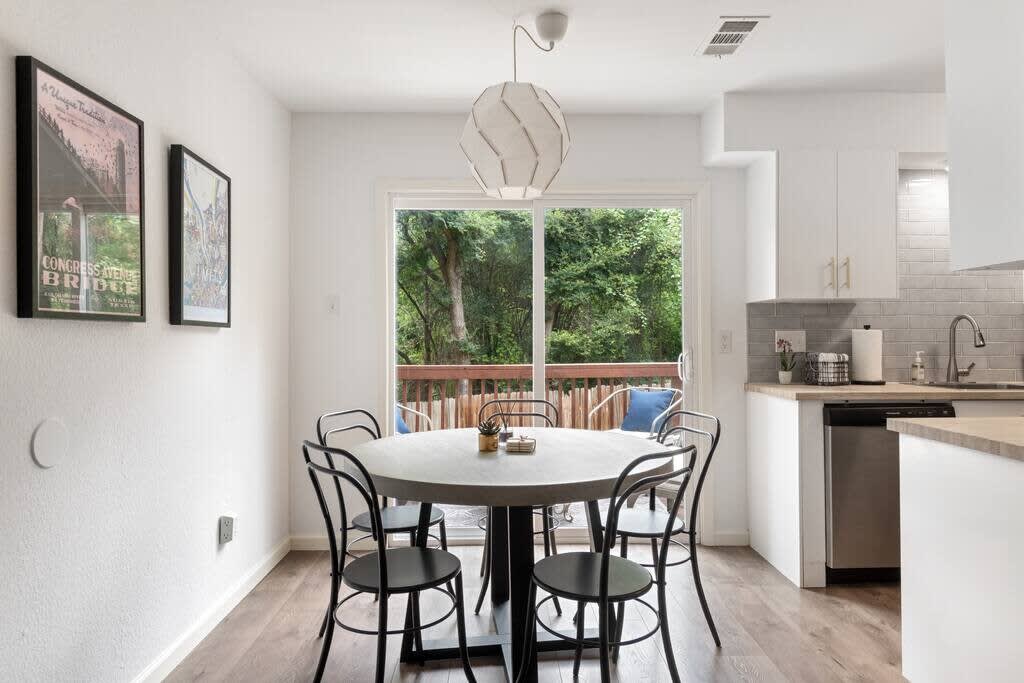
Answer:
719, 20, 758, 33
699, 16, 768, 57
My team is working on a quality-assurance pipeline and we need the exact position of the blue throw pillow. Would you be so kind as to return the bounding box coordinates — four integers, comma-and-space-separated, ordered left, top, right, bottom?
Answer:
620, 389, 675, 433
395, 407, 411, 435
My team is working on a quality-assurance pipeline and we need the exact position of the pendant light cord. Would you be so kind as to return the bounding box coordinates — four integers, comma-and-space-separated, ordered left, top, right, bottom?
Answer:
513, 22, 553, 82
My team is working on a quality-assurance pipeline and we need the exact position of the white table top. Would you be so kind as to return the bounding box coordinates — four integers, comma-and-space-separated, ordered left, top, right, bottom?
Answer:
346, 427, 676, 506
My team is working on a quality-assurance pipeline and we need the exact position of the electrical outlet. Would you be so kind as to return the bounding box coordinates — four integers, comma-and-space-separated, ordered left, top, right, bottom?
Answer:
718, 330, 733, 354
218, 516, 235, 544
775, 330, 806, 352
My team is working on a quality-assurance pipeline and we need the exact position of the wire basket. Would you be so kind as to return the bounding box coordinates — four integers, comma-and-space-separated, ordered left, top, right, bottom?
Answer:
804, 353, 850, 386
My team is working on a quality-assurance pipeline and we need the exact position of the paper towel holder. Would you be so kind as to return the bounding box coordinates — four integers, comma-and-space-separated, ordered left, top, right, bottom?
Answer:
851, 324, 886, 385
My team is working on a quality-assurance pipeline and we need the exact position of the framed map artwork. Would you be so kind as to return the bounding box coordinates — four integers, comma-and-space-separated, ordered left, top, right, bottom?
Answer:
169, 145, 231, 327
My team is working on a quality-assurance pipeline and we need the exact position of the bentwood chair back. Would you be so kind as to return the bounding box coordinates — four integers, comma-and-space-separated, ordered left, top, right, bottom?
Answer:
478, 398, 559, 428
303, 440, 475, 683
519, 445, 695, 682
474, 399, 562, 614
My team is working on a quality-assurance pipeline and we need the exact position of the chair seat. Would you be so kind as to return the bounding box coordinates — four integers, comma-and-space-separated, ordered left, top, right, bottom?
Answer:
343, 547, 460, 594
607, 508, 685, 538
532, 551, 653, 602
352, 503, 444, 533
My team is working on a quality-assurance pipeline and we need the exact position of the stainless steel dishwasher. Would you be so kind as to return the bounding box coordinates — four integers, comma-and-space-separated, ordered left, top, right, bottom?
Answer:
824, 402, 955, 583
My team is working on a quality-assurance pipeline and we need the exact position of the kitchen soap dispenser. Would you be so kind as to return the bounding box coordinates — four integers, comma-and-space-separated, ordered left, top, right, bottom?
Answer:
911, 351, 926, 384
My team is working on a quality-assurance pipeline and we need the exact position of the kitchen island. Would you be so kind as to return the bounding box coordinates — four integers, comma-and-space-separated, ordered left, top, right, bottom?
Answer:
745, 383, 1024, 587
888, 417, 1024, 683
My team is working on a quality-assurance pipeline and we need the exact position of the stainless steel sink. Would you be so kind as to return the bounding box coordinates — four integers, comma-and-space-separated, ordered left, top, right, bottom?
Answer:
905, 381, 1024, 390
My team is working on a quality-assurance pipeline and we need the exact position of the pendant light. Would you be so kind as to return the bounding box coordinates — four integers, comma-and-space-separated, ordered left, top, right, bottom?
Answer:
459, 12, 570, 199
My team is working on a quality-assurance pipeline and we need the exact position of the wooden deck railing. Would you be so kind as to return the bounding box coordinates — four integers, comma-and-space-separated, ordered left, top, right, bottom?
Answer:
396, 362, 681, 431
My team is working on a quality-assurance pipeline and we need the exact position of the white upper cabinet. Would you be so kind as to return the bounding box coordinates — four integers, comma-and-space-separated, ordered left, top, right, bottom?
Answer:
945, 0, 1024, 270
778, 150, 838, 299
836, 150, 898, 299
748, 148, 898, 301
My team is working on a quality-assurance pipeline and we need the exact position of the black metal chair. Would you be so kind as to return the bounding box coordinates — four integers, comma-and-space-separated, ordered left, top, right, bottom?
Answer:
303, 440, 476, 683
474, 399, 563, 616
607, 409, 722, 649
315, 409, 449, 637
517, 445, 695, 682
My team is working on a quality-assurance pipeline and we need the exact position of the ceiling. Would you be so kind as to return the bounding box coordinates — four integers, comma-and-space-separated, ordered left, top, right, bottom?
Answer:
198, 0, 945, 114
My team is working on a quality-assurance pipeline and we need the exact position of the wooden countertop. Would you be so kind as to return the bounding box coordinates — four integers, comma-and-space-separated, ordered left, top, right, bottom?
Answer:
888, 417, 1024, 461
745, 382, 1024, 401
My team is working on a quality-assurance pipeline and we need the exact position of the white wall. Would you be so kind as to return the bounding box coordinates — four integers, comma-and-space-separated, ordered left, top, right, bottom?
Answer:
289, 113, 749, 544
0, 5, 291, 682
721, 92, 947, 151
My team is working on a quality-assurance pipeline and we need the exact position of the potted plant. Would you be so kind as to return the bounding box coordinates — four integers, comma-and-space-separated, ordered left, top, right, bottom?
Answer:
478, 416, 501, 452
776, 338, 799, 385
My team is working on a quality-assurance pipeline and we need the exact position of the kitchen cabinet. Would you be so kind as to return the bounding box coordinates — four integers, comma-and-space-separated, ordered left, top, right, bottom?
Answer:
836, 150, 898, 299
778, 150, 837, 299
750, 149, 898, 301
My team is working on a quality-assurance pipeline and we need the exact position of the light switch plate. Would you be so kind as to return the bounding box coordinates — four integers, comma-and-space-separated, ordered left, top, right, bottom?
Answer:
219, 516, 235, 544
775, 330, 806, 352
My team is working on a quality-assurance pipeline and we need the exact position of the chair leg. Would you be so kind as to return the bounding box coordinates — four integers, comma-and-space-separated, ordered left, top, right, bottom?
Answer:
651, 538, 659, 568
313, 568, 339, 683
440, 520, 454, 595
541, 511, 562, 616
573, 601, 585, 678
374, 592, 389, 683
690, 531, 721, 647
598, 597, 611, 683
657, 577, 680, 683
453, 573, 477, 683
548, 508, 560, 556
475, 522, 491, 614
479, 510, 490, 577
613, 536, 627, 661
412, 591, 424, 663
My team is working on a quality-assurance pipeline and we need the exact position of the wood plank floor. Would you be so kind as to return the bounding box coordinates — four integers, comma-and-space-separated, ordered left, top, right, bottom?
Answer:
167, 545, 902, 682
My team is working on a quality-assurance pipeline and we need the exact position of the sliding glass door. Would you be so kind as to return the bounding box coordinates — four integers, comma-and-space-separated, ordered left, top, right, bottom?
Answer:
392, 197, 689, 532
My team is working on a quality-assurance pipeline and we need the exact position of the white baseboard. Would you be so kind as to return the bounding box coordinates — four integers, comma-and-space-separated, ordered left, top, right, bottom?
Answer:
702, 530, 750, 546
130, 536, 291, 683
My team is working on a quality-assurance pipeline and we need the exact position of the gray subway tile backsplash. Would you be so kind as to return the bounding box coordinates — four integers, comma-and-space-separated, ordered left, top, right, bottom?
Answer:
746, 170, 1024, 384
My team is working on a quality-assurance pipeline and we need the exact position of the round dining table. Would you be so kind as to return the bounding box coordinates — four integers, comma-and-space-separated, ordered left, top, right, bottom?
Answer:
347, 427, 673, 683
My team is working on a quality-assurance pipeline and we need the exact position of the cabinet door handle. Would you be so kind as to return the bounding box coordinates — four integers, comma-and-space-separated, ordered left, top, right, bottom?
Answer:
827, 257, 836, 290
841, 257, 851, 289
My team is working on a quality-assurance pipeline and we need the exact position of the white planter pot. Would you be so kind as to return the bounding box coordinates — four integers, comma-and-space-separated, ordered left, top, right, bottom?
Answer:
778, 370, 793, 385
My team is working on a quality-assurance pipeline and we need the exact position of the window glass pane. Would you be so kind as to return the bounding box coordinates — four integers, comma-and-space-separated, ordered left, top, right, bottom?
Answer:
544, 207, 683, 528
544, 207, 682, 363
395, 208, 533, 530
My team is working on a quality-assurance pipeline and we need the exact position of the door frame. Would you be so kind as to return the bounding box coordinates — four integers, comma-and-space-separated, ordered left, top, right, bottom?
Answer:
376, 178, 715, 542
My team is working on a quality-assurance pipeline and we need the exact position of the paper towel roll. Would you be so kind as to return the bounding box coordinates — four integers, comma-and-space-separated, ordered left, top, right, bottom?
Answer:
851, 326, 883, 382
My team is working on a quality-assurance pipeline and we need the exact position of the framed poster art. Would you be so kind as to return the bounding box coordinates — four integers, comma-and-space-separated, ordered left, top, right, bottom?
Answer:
168, 145, 231, 327
16, 57, 145, 321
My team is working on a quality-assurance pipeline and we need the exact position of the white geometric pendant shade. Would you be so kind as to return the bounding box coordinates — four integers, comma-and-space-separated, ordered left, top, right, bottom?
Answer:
459, 81, 571, 199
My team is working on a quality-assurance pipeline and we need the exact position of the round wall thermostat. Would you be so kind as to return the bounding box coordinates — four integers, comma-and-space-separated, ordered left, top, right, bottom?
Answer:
32, 418, 69, 469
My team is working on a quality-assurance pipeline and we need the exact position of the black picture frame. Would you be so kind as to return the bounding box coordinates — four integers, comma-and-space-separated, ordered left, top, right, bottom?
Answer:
168, 145, 231, 327
16, 56, 146, 321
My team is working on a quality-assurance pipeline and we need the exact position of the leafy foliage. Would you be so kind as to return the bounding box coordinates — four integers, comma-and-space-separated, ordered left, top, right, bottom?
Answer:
395, 208, 681, 366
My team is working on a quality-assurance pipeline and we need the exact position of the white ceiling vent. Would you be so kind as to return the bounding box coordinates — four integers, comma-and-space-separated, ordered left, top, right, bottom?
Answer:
699, 16, 768, 57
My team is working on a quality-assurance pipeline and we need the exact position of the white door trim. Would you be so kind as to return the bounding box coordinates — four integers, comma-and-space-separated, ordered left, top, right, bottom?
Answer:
375, 178, 716, 542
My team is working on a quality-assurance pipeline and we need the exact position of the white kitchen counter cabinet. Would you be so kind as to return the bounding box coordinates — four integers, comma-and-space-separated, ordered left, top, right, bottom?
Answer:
745, 386, 1024, 588
889, 417, 1024, 683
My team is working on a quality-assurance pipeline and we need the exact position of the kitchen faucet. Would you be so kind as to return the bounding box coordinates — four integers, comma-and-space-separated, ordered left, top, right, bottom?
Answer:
946, 314, 986, 382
